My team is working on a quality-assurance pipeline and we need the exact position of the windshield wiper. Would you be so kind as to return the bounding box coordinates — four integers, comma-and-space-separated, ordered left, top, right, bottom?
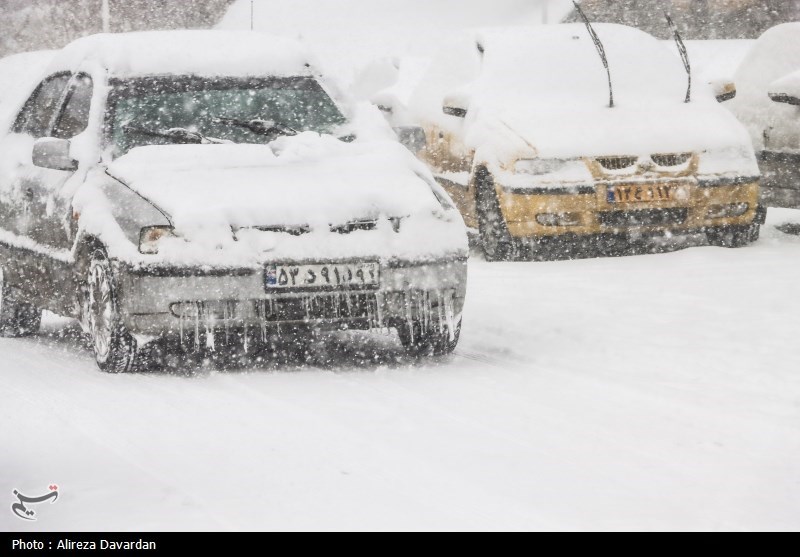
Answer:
665, 12, 692, 103
213, 116, 299, 139
573, 1, 614, 108
123, 125, 224, 145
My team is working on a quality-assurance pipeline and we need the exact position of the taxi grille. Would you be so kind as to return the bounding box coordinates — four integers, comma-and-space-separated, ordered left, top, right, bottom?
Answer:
651, 153, 692, 167
596, 156, 638, 170
598, 208, 688, 228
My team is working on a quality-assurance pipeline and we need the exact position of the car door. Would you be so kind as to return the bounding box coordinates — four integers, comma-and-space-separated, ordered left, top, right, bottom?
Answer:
0, 73, 71, 243
41, 73, 94, 251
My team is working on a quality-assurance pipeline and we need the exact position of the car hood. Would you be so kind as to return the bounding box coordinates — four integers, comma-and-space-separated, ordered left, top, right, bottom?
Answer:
106, 133, 441, 233
471, 100, 754, 160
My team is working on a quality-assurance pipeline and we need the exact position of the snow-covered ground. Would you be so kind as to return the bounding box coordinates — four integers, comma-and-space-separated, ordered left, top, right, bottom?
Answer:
2, 210, 799, 532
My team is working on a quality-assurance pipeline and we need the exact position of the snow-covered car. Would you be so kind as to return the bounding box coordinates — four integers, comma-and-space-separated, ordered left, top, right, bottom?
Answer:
0, 31, 468, 372
728, 23, 800, 209
378, 24, 765, 260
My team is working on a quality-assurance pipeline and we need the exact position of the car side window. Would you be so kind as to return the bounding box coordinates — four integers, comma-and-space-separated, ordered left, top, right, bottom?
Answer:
52, 75, 94, 140
13, 74, 71, 138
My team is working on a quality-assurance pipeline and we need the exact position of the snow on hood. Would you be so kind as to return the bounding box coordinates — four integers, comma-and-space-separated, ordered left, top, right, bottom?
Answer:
728, 23, 800, 151
106, 133, 443, 236
475, 101, 754, 160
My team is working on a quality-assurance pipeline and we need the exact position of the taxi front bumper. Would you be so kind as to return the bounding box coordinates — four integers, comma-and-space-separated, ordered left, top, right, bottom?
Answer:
496, 177, 761, 238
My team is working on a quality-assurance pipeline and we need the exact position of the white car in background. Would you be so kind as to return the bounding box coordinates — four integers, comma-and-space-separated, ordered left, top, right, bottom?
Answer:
728, 23, 800, 208
0, 31, 468, 372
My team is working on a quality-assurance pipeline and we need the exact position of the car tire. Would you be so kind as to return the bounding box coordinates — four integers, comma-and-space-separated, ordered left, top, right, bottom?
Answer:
0, 265, 41, 337
475, 166, 516, 261
398, 317, 461, 357
706, 224, 760, 248
85, 249, 137, 373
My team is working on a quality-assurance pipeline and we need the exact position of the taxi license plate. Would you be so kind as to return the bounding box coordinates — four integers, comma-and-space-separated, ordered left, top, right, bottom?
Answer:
265, 262, 380, 290
608, 184, 680, 203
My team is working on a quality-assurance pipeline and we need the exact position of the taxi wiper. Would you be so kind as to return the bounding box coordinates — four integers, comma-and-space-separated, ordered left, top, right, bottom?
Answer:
123, 125, 224, 144
573, 1, 614, 108
665, 12, 692, 103
213, 116, 299, 139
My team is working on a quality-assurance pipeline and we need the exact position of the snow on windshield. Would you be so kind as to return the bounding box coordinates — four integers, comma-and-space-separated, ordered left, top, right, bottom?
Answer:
108, 76, 347, 156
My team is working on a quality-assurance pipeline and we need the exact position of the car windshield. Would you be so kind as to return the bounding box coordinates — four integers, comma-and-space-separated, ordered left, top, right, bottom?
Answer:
106, 75, 347, 156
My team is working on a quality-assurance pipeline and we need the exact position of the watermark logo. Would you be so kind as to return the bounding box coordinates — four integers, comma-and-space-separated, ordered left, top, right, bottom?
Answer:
11, 485, 59, 521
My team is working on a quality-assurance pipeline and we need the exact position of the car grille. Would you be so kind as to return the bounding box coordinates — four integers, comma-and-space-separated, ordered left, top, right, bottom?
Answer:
651, 153, 692, 167
238, 218, 401, 237
245, 225, 310, 236
256, 293, 379, 323
598, 208, 688, 228
330, 220, 379, 234
596, 156, 638, 170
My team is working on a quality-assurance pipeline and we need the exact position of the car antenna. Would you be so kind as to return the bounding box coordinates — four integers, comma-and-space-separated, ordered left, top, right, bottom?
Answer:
572, 1, 614, 108
665, 12, 691, 103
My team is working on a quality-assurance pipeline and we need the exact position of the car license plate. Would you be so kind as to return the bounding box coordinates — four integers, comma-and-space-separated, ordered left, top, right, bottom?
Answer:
608, 184, 679, 203
265, 262, 380, 290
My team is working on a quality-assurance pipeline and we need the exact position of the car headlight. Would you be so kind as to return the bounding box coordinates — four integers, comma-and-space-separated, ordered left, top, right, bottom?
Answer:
139, 226, 175, 254
513, 158, 569, 175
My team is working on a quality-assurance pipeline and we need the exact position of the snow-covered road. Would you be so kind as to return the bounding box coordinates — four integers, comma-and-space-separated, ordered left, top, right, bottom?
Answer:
2, 212, 799, 531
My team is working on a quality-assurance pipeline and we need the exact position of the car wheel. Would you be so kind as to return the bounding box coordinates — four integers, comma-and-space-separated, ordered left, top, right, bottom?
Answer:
706, 224, 760, 248
475, 166, 516, 261
398, 317, 461, 357
0, 265, 41, 337
86, 250, 137, 373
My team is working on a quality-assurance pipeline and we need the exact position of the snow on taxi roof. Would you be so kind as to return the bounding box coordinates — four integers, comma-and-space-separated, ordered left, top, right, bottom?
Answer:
44, 30, 313, 79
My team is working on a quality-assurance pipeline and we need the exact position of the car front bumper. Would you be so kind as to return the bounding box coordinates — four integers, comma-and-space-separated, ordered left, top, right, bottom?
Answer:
113, 257, 468, 338
496, 178, 761, 238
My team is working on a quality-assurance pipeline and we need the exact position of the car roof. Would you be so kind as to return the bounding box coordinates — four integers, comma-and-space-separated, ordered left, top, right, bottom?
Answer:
44, 30, 314, 79
423, 23, 689, 107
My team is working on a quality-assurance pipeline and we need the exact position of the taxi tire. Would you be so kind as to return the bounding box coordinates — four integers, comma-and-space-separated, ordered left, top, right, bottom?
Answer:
475, 167, 516, 262
0, 265, 41, 337
706, 224, 760, 248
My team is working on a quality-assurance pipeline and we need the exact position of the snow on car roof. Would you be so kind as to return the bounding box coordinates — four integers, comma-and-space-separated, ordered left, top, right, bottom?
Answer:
473, 23, 692, 107
45, 30, 313, 79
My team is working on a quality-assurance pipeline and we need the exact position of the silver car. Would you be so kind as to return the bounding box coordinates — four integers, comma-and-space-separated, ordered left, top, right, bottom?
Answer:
0, 31, 468, 372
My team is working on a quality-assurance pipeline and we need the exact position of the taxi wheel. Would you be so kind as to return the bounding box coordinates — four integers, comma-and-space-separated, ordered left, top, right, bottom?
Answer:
398, 318, 461, 357
85, 249, 138, 373
0, 265, 41, 337
475, 167, 515, 261
706, 224, 760, 248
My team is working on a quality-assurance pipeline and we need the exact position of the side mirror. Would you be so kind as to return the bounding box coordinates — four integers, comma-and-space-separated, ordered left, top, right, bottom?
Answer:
32, 137, 77, 171
442, 92, 470, 118
711, 80, 736, 103
393, 126, 427, 153
769, 92, 800, 106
